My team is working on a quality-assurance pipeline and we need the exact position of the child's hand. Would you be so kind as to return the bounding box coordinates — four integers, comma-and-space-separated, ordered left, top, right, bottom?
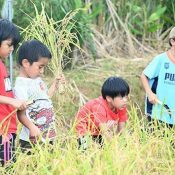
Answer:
10, 99, 28, 110
54, 74, 66, 90
106, 120, 117, 129
29, 125, 41, 144
48, 74, 66, 97
147, 92, 158, 104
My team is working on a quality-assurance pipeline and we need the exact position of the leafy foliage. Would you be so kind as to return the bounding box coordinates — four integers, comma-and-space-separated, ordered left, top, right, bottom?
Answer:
12, 0, 98, 58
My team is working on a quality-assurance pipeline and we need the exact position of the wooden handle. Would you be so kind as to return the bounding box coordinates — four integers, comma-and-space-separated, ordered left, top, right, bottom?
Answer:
27, 100, 34, 106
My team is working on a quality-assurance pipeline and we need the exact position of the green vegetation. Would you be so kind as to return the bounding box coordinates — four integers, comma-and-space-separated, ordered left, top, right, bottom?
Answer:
0, 0, 175, 174
0, 0, 175, 58
2, 56, 175, 175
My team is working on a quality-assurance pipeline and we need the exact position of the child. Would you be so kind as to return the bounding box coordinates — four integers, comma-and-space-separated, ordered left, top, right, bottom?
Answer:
14, 39, 64, 151
141, 27, 175, 128
0, 19, 27, 165
75, 76, 130, 149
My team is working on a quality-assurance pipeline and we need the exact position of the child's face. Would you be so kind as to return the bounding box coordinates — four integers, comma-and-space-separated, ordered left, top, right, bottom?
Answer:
107, 95, 128, 111
0, 39, 14, 60
23, 57, 49, 78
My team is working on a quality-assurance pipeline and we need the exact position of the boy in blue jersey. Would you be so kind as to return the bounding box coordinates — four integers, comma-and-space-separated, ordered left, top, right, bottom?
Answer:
141, 27, 175, 128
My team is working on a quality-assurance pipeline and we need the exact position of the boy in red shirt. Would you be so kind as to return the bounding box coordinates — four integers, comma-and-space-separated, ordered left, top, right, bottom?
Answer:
75, 76, 130, 149
0, 19, 27, 165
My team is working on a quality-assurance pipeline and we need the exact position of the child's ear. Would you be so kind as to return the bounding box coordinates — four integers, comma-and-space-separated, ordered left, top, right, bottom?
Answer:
106, 96, 112, 103
22, 59, 30, 67
171, 39, 175, 46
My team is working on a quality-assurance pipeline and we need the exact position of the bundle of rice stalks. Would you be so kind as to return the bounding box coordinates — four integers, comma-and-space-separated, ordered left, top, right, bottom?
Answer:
19, 3, 87, 109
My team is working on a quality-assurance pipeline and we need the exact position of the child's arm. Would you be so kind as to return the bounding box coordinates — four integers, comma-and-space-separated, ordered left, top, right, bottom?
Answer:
17, 110, 41, 139
0, 95, 27, 110
99, 122, 117, 140
48, 74, 65, 98
140, 72, 158, 104
99, 120, 126, 139
118, 122, 125, 133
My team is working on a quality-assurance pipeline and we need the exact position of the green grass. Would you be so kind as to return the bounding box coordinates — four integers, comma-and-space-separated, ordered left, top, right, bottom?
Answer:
2, 56, 174, 175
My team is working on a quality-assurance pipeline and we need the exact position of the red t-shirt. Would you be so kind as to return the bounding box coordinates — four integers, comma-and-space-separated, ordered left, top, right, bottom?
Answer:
76, 96, 128, 136
0, 60, 17, 134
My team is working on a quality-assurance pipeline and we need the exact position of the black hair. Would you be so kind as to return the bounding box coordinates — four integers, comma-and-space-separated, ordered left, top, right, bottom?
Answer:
0, 19, 20, 48
101, 76, 130, 99
18, 39, 52, 65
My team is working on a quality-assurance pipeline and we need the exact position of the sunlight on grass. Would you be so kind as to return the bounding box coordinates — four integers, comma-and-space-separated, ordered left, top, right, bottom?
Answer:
1, 2, 173, 174
2, 103, 175, 175
1, 57, 175, 174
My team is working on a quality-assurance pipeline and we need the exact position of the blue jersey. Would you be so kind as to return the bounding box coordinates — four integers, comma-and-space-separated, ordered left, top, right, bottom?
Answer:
143, 52, 175, 124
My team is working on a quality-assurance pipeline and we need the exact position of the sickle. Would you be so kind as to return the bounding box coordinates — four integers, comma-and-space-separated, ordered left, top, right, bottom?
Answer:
156, 100, 172, 118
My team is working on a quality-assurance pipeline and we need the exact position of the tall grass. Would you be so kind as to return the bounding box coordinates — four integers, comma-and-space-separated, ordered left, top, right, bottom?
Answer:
1, 101, 175, 174
11, 0, 97, 59
17, 3, 90, 111
0, 1, 175, 174
0, 48, 174, 175
19, 3, 80, 76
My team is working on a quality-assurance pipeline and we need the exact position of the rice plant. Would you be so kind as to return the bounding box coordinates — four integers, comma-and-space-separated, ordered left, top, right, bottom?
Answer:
1, 100, 175, 174
1, 1, 175, 174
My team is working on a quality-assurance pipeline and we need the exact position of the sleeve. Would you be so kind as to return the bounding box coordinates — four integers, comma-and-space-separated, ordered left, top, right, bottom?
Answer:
0, 66, 4, 94
76, 110, 87, 136
75, 105, 91, 136
118, 107, 128, 122
40, 78, 48, 93
14, 84, 29, 100
143, 55, 162, 79
91, 103, 107, 126
75, 103, 107, 136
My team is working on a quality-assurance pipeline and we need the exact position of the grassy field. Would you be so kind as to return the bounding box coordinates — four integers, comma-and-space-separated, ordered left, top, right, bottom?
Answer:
2, 55, 175, 175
